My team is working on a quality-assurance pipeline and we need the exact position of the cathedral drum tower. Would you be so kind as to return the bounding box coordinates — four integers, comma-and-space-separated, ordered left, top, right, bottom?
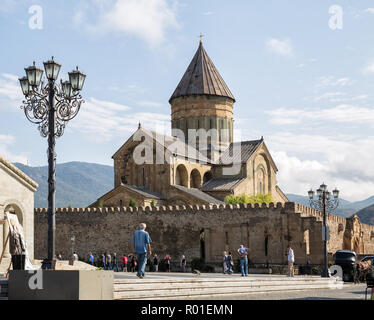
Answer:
169, 40, 235, 161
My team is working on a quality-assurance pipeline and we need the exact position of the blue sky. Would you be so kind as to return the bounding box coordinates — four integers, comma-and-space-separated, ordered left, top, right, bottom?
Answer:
1, 0, 374, 201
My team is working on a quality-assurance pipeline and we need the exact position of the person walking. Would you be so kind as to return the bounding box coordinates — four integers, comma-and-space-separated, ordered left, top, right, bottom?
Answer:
287, 244, 295, 277
237, 245, 249, 277
88, 252, 94, 266
106, 252, 112, 270
226, 251, 233, 275
113, 253, 119, 272
164, 254, 171, 272
101, 253, 106, 269
180, 255, 187, 273
153, 254, 159, 272
73, 251, 79, 261
132, 223, 152, 278
122, 254, 128, 272
222, 251, 228, 274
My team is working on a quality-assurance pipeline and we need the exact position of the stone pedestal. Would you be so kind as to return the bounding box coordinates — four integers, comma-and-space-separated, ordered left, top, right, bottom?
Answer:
8, 270, 113, 300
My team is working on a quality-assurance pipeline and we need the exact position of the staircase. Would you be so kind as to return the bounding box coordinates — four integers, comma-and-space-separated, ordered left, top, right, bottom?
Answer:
0, 278, 8, 299
114, 275, 344, 300
0, 258, 10, 299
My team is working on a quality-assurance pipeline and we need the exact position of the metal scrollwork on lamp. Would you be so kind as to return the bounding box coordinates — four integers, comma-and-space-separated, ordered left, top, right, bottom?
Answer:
308, 183, 339, 278
19, 57, 86, 269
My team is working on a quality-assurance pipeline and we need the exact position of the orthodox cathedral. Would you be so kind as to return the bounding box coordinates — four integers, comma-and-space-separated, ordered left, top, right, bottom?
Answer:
91, 41, 288, 208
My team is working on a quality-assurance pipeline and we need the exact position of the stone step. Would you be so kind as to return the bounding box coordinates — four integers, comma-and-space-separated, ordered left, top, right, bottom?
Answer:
114, 277, 343, 300
0, 280, 8, 298
114, 283, 342, 300
114, 276, 331, 285
114, 280, 336, 291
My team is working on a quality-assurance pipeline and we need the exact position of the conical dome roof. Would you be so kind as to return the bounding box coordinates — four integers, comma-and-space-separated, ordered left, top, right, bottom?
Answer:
169, 42, 235, 102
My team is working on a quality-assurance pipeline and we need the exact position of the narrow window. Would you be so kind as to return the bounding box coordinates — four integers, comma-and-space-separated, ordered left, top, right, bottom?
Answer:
265, 235, 269, 256
141, 167, 145, 187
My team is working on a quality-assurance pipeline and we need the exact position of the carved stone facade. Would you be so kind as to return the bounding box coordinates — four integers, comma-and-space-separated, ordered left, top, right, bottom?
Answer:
0, 156, 37, 264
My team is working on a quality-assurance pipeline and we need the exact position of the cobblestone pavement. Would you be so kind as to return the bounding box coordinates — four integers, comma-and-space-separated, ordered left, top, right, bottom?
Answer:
198, 283, 371, 300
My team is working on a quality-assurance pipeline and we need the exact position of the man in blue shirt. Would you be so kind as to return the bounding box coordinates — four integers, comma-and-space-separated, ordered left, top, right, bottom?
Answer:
132, 223, 152, 278
237, 245, 249, 276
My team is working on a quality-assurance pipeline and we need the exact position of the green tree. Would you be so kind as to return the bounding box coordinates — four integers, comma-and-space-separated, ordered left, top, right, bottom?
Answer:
129, 197, 136, 208
150, 199, 155, 208
224, 193, 274, 205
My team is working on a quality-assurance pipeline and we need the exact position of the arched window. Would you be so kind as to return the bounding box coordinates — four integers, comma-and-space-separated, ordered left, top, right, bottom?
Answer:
175, 164, 189, 187
256, 167, 265, 194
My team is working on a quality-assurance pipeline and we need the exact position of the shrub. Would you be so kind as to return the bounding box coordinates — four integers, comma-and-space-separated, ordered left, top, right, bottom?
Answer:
150, 199, 155, 208
129, 198, 136, 208
224, 193, 274, 205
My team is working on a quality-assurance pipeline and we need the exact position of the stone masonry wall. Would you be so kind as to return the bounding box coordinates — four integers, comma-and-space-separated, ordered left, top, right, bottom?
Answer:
34, 202, 374, 267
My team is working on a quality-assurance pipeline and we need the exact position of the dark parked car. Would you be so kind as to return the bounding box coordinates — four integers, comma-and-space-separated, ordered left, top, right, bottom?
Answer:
333, 250, 357, 282
361, 256, 374, 265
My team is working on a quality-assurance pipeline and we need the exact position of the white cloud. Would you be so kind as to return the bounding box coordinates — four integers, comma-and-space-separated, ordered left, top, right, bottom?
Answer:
266, 104, 374, 126
365, 8, 374, 14
268, 133, 374, 201
0, 73, 23, 102
363, 61, 374, 74
315, 76, 354, 88
0, 135, 28, 164
71, 97, 170, 142
314, 92, 368, 103
265, 38, 293, 57
78, 0, 179, 46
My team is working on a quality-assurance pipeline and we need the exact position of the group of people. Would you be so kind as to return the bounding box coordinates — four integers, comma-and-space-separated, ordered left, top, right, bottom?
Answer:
222, 244, 295, 277
62, 224, 296, 279
222, 245, 250, 276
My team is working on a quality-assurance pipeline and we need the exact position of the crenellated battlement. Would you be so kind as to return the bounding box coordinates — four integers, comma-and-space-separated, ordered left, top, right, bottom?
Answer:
34, 202, 290, 215
294, 202, 349, 224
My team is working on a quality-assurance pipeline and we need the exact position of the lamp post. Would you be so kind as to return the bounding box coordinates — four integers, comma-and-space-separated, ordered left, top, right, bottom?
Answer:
19, 57, 86, 269
308, 183, 339, 277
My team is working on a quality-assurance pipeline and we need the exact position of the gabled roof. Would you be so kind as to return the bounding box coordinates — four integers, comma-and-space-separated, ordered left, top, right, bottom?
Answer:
0, 156, 38, 191
89, 183, 165, 207
201, 177, 247, 192
218, 139, 263, 165
169, 41, 235, 102
171, 185, 224, 204
113, 127, 211, 164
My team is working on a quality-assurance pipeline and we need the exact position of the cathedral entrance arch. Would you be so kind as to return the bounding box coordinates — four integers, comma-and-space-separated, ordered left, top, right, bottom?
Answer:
203, 171, 212, 184
190, 169, 202, 188
175, 164, 189, 187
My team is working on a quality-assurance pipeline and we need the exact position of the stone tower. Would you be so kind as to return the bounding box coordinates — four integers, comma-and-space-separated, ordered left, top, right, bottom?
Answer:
169, 41, 235, 160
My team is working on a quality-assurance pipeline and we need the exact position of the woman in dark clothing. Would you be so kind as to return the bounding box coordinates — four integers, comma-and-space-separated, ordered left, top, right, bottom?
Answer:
165, 254, 171, 272
226, 252, 233, 275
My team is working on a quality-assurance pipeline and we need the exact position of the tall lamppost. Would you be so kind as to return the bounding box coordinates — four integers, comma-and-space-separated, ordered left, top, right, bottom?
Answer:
19, 57, 86, 269
308, 183, 339, 278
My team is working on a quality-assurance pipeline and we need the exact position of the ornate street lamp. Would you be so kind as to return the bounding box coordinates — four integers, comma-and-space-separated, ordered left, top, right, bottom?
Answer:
308, 183, 339, 278
19, 57, 85, 269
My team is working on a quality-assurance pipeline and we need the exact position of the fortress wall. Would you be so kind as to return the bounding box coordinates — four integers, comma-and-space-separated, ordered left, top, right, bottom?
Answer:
34, 202, 374, 266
